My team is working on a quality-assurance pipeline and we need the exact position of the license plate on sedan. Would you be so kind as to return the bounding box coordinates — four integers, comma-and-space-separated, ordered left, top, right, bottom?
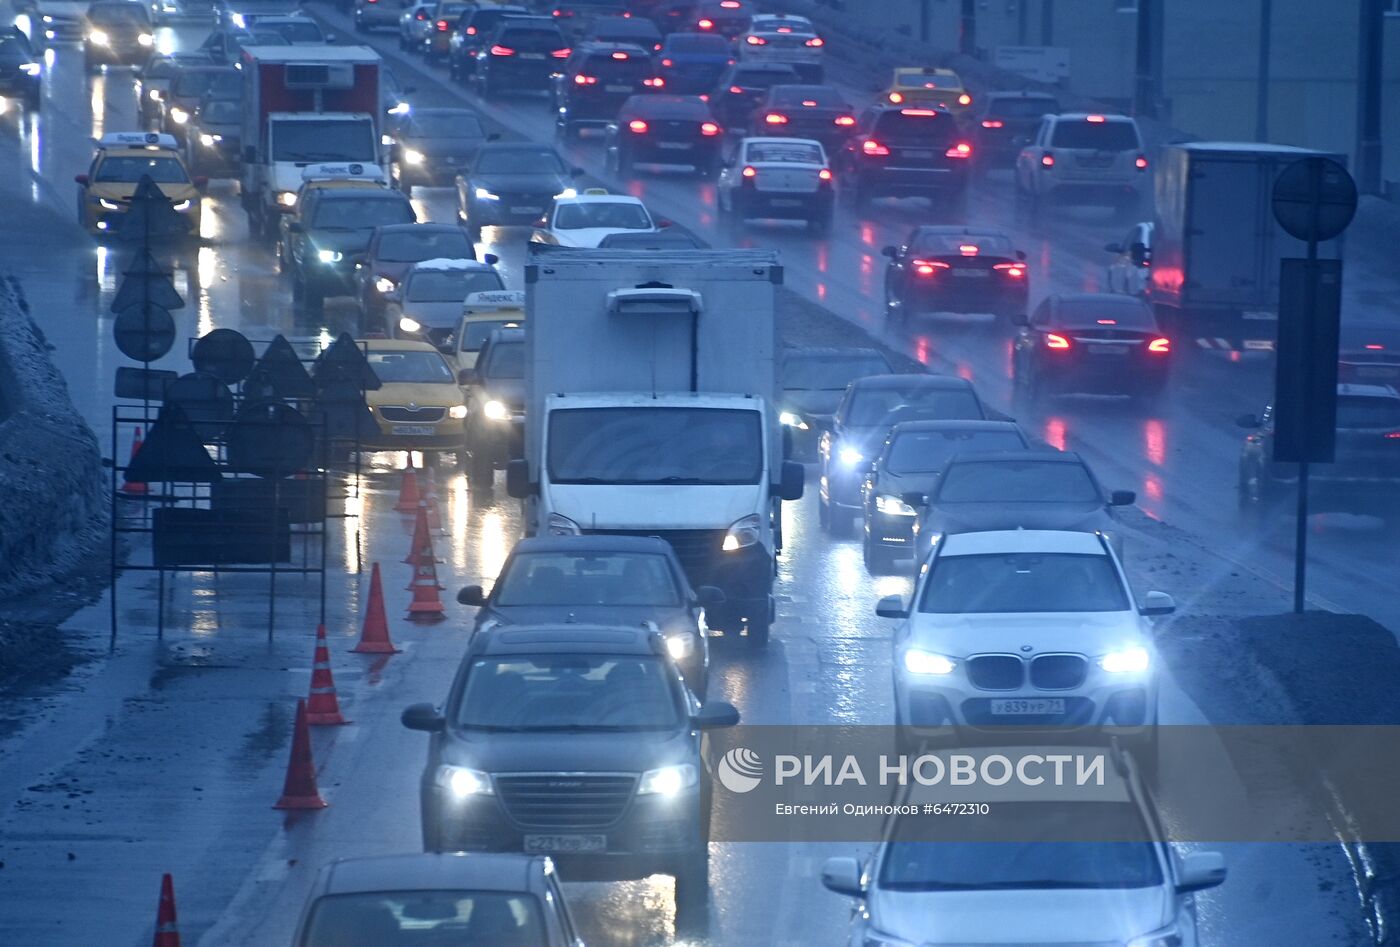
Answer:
520, 52, 545, 59
509, 206, 541, 215
903, 149, 934, 159
1088, 344, 1129, 355
605, 84, 632, 93
990, 698, 1065, 715
658, 141, 693, 150
952, 268, 988, 277
392, 425, 435, 436
769, 197, 805, 206
524, 834, 607, 854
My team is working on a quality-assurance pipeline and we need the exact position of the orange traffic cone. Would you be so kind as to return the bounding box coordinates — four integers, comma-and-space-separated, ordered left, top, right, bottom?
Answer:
394, 466, 422, 513
152, 872, 180, 947
406, 555, 447, 623
121, 426, 149, 496
273, 699, 328, 810
306, 624, 348, 726
403, 503, 442, 568
351, 563, 401, 654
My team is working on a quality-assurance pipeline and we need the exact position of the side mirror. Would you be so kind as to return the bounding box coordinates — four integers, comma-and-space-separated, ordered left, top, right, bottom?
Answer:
1109, 489, 1136, 506
1235, 413, 1260, 429
286, 221, 303, 233
457, 367, 477, 386
570, 166, 585, 176
695, 585, 726, 607
457, 584, 486, 606
820, 857, 863, 898
401, 702, 445, 732
506, 457, 533, 498
74, 174, 89, 185
656, 217, 673, 228
1011, 312, 1030, 327
880, 244, 897, 259
1176, 851, 1227, 893
693, 700, 740, 729
1140, 590, 1176, 616
1015, 249, 1027, 261
1104, 241, 1123, 254
482, 252, 499, 265
777, 460, 804, 501
875, 594, 908, 619
243, 145, 256, 162
487, 132, 501, 142
901, 491, 925, 509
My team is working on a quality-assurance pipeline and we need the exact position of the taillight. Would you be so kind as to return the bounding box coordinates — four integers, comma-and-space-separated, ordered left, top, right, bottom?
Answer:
887, 91, 903, 104
818, 167, 832, 181
741, 165, 757, 178
728, 84, 744, 94
993, 262, 1026, 278
959, 244, 979, 256
574, 74, 597, 84
661, 57, 673, 67
862, 138, 890, 156
464, 24, 475, 32
697, 17, 713, 28
805, 36, 823, 46
912, 259, 951, 276
1386, 431, 1400, 439
552, 47, 571, 58
489, 43, 513, 54
1135, 155, 1149, 170
1148, 337, 1170, 353
900, 108, 936, 116
834, 115, 855, 126
981, 119, 1004, 128
628, 119, 648, 133
1086, 114, 1106, 122
699, 93, 709, 102
957, 92, 971, 106
435, 19, 448, 31
764, 112, 788, 124
611, 51, 629, 60
1040, 152, 1055, 168
945, 142, 972, 159
745, 35, 765, 45
700, 121, 721, 136
1045, 333, 1071, 349
643, 77, 665, 87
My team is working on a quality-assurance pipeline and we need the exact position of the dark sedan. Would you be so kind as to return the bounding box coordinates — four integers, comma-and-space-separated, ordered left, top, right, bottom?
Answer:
706, 62, 797, 128
748, 84, 856, 152
818, 374, 989, 536
472, 17, 571, 99
972, 90, 1060, 167
1013, 292, 1170, 400
0, 29, 40, 109
353, 222, 484, 324
456, 534, 721, 694
861, 420, 1031, 574
392, 108, 489, 189
657, 31, 731, 94
455, 143, 583, 241
552, 42, 663, 136
605, 94, 723, 176
883, 226, 1028, 323
690, 0, 751, 38
185, 94, 239, 176
779, 346, 893, 461
911, 450, 1135, 564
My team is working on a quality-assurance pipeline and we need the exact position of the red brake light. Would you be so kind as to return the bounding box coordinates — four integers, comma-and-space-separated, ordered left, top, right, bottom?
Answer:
1366, 343, 1386, 350
745, 35, 765, 45
574, 74, 597, 84
764, 112, 788, 124
834, 115, 855, 126
661, 57, 673, 67
741, 165, 757, 178
1040, 152, 1055, 167
1135, 155, 1149, 169
801, 100, 817, 107
959, 244, 978, 255
489, 43, 513, 54
1086, 114, 1107, 122
1045, 333, 1071, 349
700, 121, 721, 136
697, 17, 713, 28
805, 36, 823, 46
981, 119, 1004, 128
552, 47, 571, 58
1096, 319, 1117, 325
1148, 337, 1171, 353
818, 167, 832, 181
888, 91, 903, 104
862, 138, 890, 156
993, 262, 1026, 278
900, 108, 937, 116
435, 19, 448, 30
728, 85, 744, 94
611, 51, 629, 59
945, 142, 972, 158
912, 259, 951, 277
464, 23, 474, 32
957, 93, 971, 106
628, 119, 648, 133
1386, 431, 1400, 439
699, 94, 709, 102
643, 77, 665, 87
720, 0, 740, 7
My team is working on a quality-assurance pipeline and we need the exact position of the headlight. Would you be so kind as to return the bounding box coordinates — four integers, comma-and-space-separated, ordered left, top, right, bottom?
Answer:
664, 633, 694, 661
1098, 646, 1150, 674
448, 404, 468, 419
1127, 926, 1182, 947
375, 277, 396, 294
137, 32, 154, 46
779, 411, 809, 430
388, 101, 411, 116
435, 765, 494, 798
169, 106, 189, 124
277, 191, 297, 207
199, 133, 221, 147
172, 199, 191, 211
98, 198, 120, 210
554, 187, 577, 200
638, 763, 698, 797
474, 186, 500, 201
546, 512, 580, 536
318, 249, 343, 264
42, 15, 53, 22
87, 29, 109, 45
482, 399, 509, 421
148, 88, 162, 101
397, 316, 422, 333
20, 62, 40, 76
875, 494, 917, 516
903, 649, 956, 676
722, 513, 761, 552
403, 148, 424, 165
838, 446, 864, 467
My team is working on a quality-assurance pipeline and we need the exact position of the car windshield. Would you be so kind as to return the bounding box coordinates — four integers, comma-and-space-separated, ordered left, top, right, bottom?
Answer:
935, 460, 1100, 503
410, 113, 485, 139
886, 430, 1027, 475
456, 655, 682, 731
367, 349, 455, 384
300, 891, 545, 945
377, 230, 473, 263
495, 551, 682, 607
480, 341, 525, 379
772, 85, 845, 107
95, 156, 189, 183
406, 269, 503, 303
173, 69, 233, 98
459, 319, 516, 352
201, 99, 240, 124
746, 141, 824, 164
1338, 395, 1400, 429
311, 197, 414, 230
263, 19, 322, 42
873, 110, 959, 143
475, 149, 564, 175
987, 96, 1058, 118
272, 119, 376, 163
1052, 299, 1154, 330
845, 386, 983, 426
1051, 120, 1139, 150
88, 4, 150, 25
554, 202, 652, 230
549, 406, 763, 485
667, 33, 728, 53
919, 552, 1130, 613
783, 354, 890, 390
912, 232, 1015, 256
879, 804, 1162, 889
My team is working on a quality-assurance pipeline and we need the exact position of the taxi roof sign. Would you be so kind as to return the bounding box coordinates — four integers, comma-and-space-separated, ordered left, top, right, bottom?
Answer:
463, 290, 526, 310
299, 162, 387, 183
99, 132, 179, 151
582, 187, 610, 195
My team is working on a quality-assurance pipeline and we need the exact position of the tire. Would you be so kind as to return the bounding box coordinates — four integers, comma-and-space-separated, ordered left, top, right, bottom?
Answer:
745, 611, 770, 649
673, 849, 710, 936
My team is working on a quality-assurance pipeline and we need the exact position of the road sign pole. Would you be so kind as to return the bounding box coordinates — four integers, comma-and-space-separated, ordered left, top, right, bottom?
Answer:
1292, 166, 1321, 615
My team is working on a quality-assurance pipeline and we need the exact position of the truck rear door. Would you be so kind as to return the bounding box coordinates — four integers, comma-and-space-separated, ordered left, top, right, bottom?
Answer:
1184, 154, 1264, 309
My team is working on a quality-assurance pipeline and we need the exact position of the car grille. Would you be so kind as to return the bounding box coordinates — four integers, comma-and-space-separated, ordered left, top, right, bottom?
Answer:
379, 405, 446, 423
495, 773, 636, 829
586, 528, 724, 583
966, 654, 1023, 690
961, 696, 1095, 727
498, 190, 554, 208
1029, 653, 1088, 690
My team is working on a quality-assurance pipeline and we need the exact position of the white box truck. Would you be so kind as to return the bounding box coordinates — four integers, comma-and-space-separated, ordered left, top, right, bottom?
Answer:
1148, 142, 1344, 355
508, 247, 805, 648
239, 45, 383, 241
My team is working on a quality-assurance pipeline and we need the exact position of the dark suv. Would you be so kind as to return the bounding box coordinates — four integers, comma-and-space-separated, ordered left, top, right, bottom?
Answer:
401, 625, 739, 912
706, 61, 797, 128
284, 188, 417, 312
448, 4, 527, 82
0, 29, 40, 110
83, 1, 155, 72
552, 41, 662, 137
474, 16, 570, 98
839, 104, 974, 208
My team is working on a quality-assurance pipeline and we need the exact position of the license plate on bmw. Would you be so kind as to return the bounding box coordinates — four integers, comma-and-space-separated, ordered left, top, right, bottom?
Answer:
392, 425, 435, 436
903, 149, 934, 159
509, 206, 541, 215
990, 698, 1065, 715
952, 268, 988, 278
606, 84, 631, 93
523, 834, 606, 854
1088, 344, 1128, 355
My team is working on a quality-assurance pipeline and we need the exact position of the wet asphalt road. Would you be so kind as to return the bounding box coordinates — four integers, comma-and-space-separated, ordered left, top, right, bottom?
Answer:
0, 6, 1384, 945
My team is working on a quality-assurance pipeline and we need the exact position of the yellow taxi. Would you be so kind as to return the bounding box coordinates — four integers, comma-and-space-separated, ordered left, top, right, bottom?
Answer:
453, 289, 525, 375
361, 338, 469, 461
882, 67, 972, 114
277, 162, 389, 267
75, 132, 204, 238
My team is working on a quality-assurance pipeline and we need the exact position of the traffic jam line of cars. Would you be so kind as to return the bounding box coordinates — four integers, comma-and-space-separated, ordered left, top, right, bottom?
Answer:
40, 0, 1276, 942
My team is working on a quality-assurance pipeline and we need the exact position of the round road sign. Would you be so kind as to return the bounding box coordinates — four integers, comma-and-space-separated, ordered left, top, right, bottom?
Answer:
191, 328, 256, 384
113, 303, 176, 362
1271, 157, 1358, 242
225, 400, 315, 479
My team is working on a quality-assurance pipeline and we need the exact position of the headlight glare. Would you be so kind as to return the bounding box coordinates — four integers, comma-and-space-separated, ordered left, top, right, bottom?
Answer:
375, 277, 397, 294
482, 399, 509, 421
665, 634, 694, 660
137, 32, 154, 46
1098, 647, 1150, 674
20, 62, 40, 76
722, 514, 761, 552
172, 199, 191, 211
317, 249, 343, 264
388, 101, 410, 115
87, 29, 109, 45
277, 191, 297, 207
875, 494, 917, 516
435, 765, 494, 798
903, 649, 956, 676
169, 106, 188, 124
98, 198, 120, 210
638, 763, 697, 797
474, 186, 500, 200
779, 410, 809, 430
838, 446, 864, 467
199, 133, 221, 147
403, 148, 424, 165
398, 316, 422, 333
448, 404, 468, 419
554, 187, 577, 200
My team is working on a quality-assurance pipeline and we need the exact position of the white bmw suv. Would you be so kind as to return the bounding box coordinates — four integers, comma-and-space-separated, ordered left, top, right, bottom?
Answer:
878, 529, 1173, 748
1016, 112, 1149, 214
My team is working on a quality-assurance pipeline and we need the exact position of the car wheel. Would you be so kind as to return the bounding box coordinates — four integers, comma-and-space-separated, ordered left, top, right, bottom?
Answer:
673, 849, 710, 935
